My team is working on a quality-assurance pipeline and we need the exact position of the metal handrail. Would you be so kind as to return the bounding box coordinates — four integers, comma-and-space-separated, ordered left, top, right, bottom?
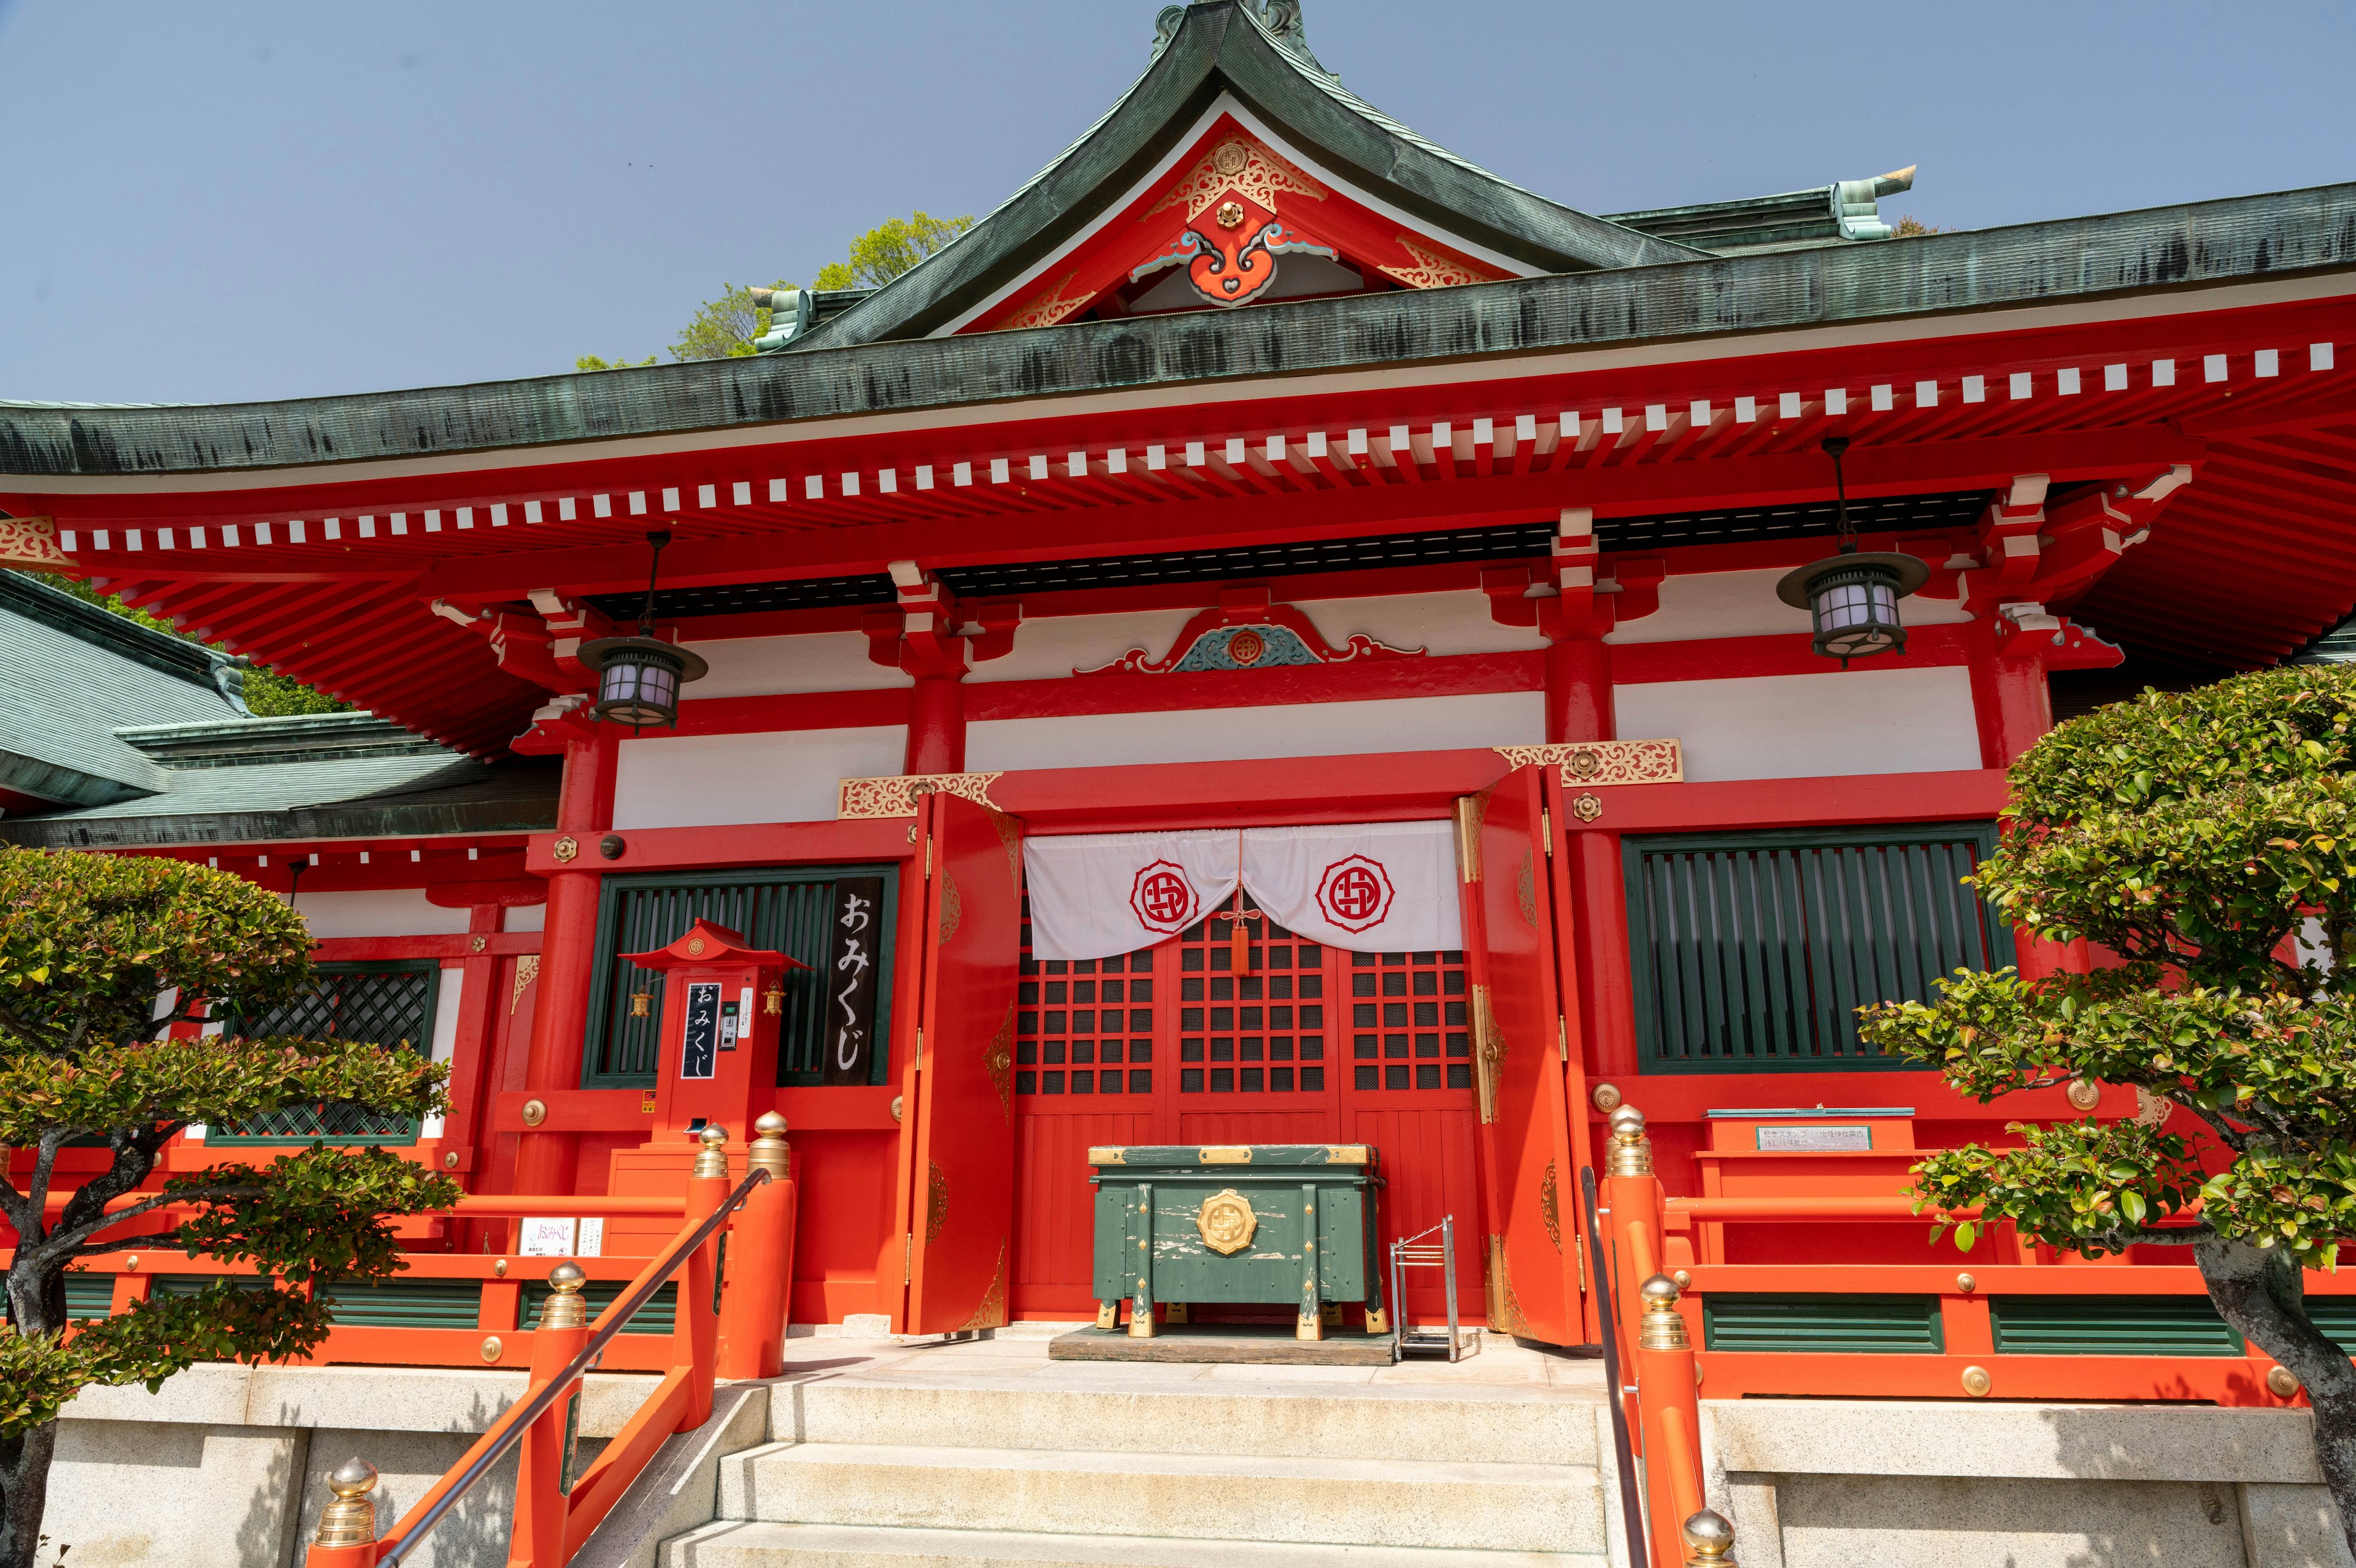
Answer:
374, 1166, 768, 1568
1580, 1166, 1649, 1568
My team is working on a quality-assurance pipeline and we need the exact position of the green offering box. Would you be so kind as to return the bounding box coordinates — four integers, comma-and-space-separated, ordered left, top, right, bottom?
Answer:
1087, 1143, 1388, 1340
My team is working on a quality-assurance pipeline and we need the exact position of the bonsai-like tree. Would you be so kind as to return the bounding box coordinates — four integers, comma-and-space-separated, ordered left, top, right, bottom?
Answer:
1860, 664, 2356, 1549
0, 849, 457, 1568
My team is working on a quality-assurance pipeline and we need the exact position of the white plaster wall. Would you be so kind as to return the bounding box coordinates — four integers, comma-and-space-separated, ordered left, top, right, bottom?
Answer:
503, 902, 547, 932
614, 726, 906, 829
297, 888, 471, 938
1614, 665, 1981, 782
1607, 568, 1974, 645
967, 609, 1195, 683
966, 691, 1542, 772
682, 630, 911, 699
969, 592, 1545, 685
1311, 591, 1550, 656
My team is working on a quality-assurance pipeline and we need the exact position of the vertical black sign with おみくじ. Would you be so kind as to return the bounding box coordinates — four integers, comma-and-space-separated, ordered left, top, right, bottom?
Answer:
680, 981, 722, 1080
823, 877, 885, 1084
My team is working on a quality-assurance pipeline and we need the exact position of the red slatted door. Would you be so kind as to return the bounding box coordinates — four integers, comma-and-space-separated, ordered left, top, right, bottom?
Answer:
1458, 766, 1587, 1346
903, 792, 1024, 1334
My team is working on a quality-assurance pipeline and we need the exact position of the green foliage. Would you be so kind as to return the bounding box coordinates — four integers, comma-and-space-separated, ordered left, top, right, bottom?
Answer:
0, 849, 455, 1446
1858, 665, 2356, 1265
18, 572, 350, 717
579, 212, 977, 370
670, 280, 790, 362
829, 211, 974, 288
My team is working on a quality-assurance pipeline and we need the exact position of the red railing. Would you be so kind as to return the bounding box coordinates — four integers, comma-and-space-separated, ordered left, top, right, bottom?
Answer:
1593, 1102, 2352, 1567
299, 1118, 799, 1568
14, 1118, 799, 1568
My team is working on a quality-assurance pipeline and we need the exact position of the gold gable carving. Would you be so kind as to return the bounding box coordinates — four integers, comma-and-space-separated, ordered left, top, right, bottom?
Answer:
1377, 235, 1488, 291
1149, 134, 1327, 222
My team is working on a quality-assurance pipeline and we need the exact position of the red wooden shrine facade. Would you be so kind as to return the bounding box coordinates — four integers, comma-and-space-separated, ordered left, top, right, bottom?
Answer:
6, 1, 2356, 1387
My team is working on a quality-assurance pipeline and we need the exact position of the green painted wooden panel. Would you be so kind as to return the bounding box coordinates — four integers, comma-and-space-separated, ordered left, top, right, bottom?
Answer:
1626, 823, 2014, 1074
1991, 1296, 2244, 1356
153, 1274, 272, 1297
325, 1278, 484, 1330
64, 1273, 115, 1320
2304, 1297, 2356, 1356
583, 865, 898, 1088
521, 1280, 677, 1335
1703, 1294, 1944, 1353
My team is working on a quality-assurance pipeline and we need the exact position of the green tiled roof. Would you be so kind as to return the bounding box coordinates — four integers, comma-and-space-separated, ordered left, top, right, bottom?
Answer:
0, 572, 242, 807
1, 712, 560, 848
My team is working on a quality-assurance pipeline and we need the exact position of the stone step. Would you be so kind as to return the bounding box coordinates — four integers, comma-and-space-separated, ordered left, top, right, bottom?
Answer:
776, 1381, 1604, 1467
663, 1520, 1607, 1568
718, 1442, 1609, 1555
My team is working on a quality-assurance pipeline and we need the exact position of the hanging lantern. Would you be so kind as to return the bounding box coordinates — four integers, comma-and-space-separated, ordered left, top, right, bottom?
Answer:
1774, 437, 1928, 667
579, 530, 708, 729
629, 990, 653, 1019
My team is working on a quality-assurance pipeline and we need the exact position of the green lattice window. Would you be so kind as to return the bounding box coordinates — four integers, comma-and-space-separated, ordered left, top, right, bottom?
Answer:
212, 961, 438, 1144
583, 866, 898, 1089
1626, 823, 2014, 1074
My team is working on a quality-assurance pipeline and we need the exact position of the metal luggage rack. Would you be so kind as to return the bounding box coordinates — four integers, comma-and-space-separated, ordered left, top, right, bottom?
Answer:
1388, 1216, 1477, 1361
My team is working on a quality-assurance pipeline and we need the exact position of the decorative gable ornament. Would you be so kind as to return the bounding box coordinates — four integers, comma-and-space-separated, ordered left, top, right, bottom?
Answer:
1131, 137, 1338, 309
1079, 594, 1422, 675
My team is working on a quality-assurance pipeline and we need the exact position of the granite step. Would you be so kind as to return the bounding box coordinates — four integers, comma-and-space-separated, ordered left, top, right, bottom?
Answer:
718, 1441, 1610, 1555
773, 1380, 1604, 1467
661, 1520, 1608, 1568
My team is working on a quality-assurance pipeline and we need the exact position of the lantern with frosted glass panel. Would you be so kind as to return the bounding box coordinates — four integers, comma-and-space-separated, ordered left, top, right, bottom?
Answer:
579, 529, 707, 729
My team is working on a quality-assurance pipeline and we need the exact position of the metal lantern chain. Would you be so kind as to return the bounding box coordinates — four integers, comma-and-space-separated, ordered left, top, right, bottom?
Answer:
1773, 436, 1928, 669
634, 530, 669, 638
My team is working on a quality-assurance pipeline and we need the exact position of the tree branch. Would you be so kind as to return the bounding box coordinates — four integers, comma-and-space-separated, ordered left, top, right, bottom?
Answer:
41, 1183, 269, 1259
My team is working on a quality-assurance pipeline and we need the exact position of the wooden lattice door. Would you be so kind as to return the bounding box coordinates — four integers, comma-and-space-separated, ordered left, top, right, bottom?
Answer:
1010, 890, 1483, 1323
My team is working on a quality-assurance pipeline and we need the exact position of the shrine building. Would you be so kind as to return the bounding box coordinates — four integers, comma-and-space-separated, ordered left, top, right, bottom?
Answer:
5, 0, 2355, 1358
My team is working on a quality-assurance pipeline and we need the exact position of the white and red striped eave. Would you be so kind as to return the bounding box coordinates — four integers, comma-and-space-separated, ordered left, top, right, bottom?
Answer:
11, 295, 2354, 755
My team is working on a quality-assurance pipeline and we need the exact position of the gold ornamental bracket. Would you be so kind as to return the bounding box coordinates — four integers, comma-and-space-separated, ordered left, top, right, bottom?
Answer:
1493, 739, 1683, 787
1196, 1188, 1259, 1255
0, 515, 75, 570
837, 772, 1006, 819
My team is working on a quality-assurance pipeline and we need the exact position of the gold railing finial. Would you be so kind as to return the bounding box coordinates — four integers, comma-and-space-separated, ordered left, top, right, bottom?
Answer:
540, 1261, 588, 1330
693, 1123, 731, 1179
1682, 1508, 1737, 1564
314, 1458, 379, 1548
1607, 1104, 1653, 1177
1638, 1273, 1690, 1351
748, 1112, 791, 1180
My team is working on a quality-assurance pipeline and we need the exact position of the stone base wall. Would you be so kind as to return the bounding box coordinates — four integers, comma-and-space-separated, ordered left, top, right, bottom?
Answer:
1704, 1400, 2354, 1568
35, 1366, 653, 1568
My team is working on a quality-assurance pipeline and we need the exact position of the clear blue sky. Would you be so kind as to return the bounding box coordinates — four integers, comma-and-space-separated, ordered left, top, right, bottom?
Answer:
2, 0, 2349, 407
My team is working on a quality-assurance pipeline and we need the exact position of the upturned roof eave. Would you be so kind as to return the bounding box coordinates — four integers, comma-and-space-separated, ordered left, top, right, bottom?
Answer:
787, 2, 1704, 352
2, 180, 2353, 483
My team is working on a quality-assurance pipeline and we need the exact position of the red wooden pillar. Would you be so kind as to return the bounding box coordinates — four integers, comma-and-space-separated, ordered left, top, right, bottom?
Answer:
515, 727, 618, 1196
906, 671, 968, 775
1570, 829, 1639, 1082
1545, 634, 1614, 745
436, 904, 506, 1209
1966, 613, 2056, 769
